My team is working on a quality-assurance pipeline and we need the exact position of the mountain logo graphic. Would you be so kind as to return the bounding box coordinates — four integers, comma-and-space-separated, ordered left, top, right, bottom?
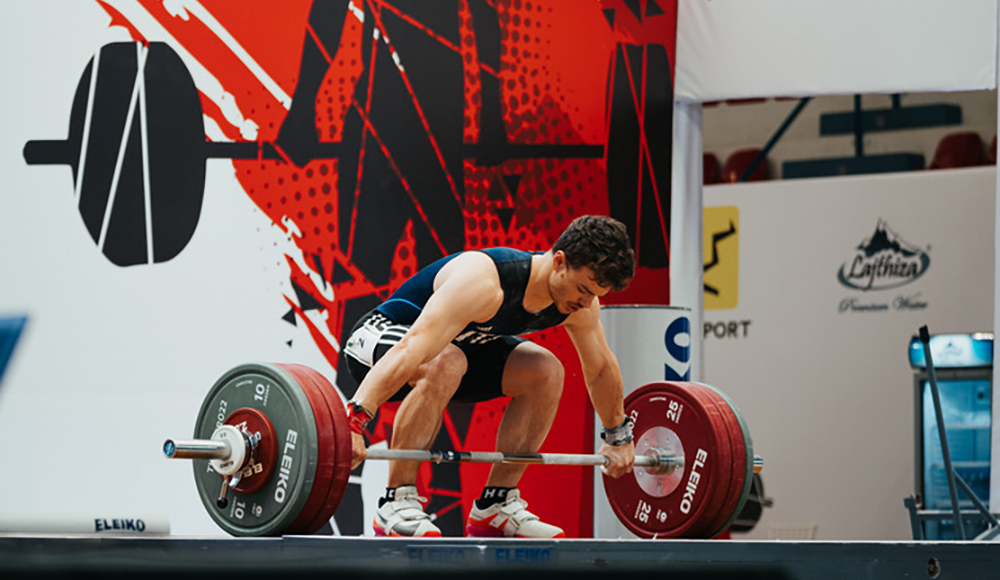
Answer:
838, 219, 930, 291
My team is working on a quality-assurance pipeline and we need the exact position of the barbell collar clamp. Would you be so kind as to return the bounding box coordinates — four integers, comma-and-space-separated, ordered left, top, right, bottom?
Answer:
216, 479, 229, 509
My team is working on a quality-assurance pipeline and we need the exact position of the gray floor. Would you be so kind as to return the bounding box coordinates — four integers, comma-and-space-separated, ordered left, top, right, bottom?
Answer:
2, 535, 1000, 579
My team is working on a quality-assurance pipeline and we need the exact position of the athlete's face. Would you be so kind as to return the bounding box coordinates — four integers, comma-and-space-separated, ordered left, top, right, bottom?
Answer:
550, 251, 611, 314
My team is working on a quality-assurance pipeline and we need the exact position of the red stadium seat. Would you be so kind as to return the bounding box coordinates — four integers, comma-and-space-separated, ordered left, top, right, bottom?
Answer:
722, 148, 769, 183
929, 131, 985, 169
704, 152, 721, 185
989, 135, 997, 165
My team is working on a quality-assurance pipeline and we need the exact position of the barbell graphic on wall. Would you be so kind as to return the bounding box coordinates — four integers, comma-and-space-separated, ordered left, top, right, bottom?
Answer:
23, 41, 604, 267
164, 362, 762, 539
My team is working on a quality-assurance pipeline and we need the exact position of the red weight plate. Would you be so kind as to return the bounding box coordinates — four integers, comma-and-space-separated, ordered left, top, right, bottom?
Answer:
697, 383, 753, 538
675, 383, 733, 538
279, 365, 333, 535
685, 384, 737, 538
687, 384, 746, 537
605, 382, 731, 539
223, 407, 278, 495
688, 388, 739, 538
293, 364, 352, 535
714, 410, 750, 537
672, 384, 735, 538
294, 364, 353, 535
277, 364, 339, 535
603, 382, 732, 538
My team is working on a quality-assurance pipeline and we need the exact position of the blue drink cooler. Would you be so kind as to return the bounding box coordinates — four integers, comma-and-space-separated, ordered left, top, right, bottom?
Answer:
910, 333, 993, 540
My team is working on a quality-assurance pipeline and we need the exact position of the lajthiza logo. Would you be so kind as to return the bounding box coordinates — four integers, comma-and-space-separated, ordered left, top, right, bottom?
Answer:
838, 219, 930, 291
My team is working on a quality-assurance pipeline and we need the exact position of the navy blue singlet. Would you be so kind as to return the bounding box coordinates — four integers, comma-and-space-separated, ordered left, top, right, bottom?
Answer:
374, 248, 567, 343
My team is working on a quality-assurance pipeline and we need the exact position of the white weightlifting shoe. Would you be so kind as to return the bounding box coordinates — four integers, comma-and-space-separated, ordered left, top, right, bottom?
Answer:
465, 489, 565, 538
373, 485, 442, 537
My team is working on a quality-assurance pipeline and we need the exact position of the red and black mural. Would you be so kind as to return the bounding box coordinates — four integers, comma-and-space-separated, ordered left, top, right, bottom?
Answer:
23, 0, 676, 537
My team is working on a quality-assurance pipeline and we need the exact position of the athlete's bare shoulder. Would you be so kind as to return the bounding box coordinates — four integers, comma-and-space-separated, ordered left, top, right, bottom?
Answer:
431, 251, 503, 322
433, 251, 497, 287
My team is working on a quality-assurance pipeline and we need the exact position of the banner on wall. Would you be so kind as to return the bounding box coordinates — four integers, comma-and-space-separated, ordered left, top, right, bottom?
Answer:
6, 0, 677, 537
701, 168, 995, 540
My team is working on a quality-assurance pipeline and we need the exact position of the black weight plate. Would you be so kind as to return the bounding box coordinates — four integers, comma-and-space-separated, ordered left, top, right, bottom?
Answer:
193, 363, 318, 536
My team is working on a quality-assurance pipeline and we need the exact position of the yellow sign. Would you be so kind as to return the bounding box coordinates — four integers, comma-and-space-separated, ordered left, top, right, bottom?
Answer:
704, 206, 739, 310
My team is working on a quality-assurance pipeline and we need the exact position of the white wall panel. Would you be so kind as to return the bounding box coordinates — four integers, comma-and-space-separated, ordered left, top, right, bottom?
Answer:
703, 168, 995, 539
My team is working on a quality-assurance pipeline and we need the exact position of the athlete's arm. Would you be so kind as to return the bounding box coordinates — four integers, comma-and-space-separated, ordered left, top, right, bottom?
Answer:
564, 300, 635, 478
348, 253, 502, 469
351, 252, 503, 413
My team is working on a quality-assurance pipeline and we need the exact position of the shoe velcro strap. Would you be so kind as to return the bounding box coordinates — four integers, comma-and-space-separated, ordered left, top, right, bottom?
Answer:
383, 504, 432, 534
511, 509, 540, 526
390, 500, 431, 520
499, 498, 529, 516
499, 499, 539, 527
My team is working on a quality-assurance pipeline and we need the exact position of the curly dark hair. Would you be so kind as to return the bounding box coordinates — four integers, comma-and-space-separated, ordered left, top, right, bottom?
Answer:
552, 215, 635, 291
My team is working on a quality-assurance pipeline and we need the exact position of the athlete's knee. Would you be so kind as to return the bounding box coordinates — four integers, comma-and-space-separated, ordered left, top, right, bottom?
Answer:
510, 345, 564, 400
537, 351, 565, 398
411, 344, 467, 395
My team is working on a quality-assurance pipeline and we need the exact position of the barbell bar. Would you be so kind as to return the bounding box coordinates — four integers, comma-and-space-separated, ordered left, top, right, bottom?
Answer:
165, 434, 762, 473
166, 435, 682, 472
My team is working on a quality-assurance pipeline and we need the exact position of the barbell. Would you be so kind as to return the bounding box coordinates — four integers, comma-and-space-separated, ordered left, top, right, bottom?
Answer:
163, 362, 762, 539
23, 41, 603, 266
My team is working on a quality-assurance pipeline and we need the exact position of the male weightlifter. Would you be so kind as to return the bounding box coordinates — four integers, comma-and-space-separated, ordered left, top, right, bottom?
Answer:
342, 215, 636, 538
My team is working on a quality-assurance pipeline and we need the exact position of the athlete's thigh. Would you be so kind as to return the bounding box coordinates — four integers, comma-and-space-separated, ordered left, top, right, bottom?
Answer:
449, 335, 523, 403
